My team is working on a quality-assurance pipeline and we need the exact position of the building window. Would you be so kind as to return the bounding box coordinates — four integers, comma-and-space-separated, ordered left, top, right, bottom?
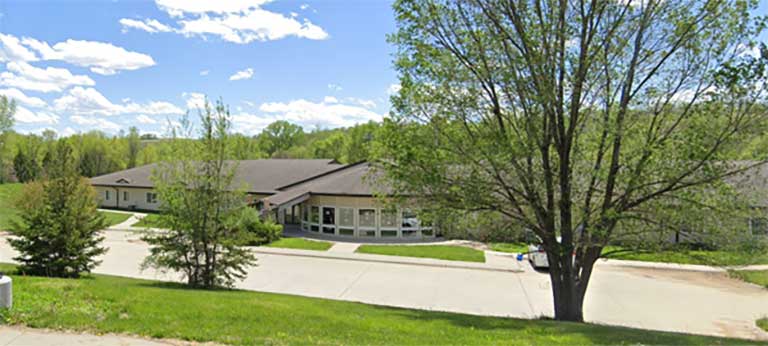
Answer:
339, 208, 354, 227
322, 207, 336, 234
401, 210, 419, 228
322, 207, 335, 225
302, 205, 309, 222
105, 190, 110, 200
146, 192, 157, 204
360, 230, 376, 237
123, 191, 129, 201
381, 210, 397, 228
310, 206, 320, 223
358, 209, 376, 228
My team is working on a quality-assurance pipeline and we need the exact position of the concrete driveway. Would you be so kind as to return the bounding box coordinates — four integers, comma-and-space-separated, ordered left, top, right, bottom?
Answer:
1, 229, 767, 341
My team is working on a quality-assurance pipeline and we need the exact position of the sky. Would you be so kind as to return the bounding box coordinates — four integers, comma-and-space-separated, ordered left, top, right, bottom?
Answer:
0, 0, 399, 137
0, 0, 765, 138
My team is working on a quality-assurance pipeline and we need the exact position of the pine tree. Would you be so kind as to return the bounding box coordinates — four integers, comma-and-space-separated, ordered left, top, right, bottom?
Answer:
9, 141, 107, 278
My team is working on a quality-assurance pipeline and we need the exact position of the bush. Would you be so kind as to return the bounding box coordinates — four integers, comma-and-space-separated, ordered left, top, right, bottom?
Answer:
440, 210, 524, 243
234, 207, 283, 245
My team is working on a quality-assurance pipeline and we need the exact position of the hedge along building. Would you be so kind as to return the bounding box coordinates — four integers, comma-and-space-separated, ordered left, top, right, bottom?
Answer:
89, 159, 435, 239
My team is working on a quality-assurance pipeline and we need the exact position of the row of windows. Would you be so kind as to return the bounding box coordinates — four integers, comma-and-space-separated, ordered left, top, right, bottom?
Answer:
104, 190, 157, 204
300, 205, 434, 238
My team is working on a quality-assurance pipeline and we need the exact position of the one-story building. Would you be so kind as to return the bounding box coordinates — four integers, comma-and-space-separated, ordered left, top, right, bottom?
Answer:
90, 159, 434, 239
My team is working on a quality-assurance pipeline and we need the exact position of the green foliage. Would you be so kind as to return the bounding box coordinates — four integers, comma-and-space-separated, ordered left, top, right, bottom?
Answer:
0, 183, 22, 230
265, 237, 333, 251
356, 245, 486, 263
141, 100, 256, 288
0, 265, 753, 346
0, 96, 15, 183
232, 207, 283, 245
259, 120, 305, 157
100, 211, 132, 227
8, 141, 107, 278
126, 126, 140, 169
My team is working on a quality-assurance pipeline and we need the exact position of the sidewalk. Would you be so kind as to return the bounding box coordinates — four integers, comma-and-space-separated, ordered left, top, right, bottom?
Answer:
0, 326, 187, 346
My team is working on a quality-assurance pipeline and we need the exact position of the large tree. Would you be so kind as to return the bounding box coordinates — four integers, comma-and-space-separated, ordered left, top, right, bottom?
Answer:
142, 100, 257, 288
259, 120, 305, 157
380, 0, 767, 321
9, 141, 107, 277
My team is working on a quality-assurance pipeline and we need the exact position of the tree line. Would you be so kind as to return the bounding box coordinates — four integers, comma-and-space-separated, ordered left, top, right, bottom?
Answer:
0, 118, 381, 183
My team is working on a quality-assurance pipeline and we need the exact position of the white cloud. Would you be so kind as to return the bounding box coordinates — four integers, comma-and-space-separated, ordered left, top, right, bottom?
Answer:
156, 0, 271, 16
0, 87, 46, 107
327, 83, 342, 92
259, 98, 383, 129
347, 97, 376, 108
299, 4, 310, 10
70, 115, 121, 132
0, 61, 95, 93
136, 114, 157, 124
229, 67, 254, 81
323, 96, 338, 103
14, 106, 59, 124
0, 33, 38, 62
199, 69, 210, 76
54, 87, 184, 116
121, 0, 328, 44
182, 92, 206, 109
22, 37, 155, 75
119, 18, 173, 33
231, 113, 274, 134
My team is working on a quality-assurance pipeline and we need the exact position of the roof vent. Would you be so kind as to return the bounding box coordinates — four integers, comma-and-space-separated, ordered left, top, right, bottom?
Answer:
115, 178, 132, 184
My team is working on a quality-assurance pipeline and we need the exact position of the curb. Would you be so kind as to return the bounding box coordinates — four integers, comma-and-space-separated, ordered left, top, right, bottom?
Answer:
250, 247, 524, 273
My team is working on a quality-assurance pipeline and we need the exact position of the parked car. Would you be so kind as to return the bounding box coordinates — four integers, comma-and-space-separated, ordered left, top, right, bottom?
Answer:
527, 242, 549, 268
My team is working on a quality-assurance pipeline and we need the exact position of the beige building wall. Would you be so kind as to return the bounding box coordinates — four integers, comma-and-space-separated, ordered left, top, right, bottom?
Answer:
93, 186, 161, 211
94, 186, 272, 212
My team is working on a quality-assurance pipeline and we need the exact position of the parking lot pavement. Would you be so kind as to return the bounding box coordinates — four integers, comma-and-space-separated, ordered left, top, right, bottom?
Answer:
1, 230, 768, 340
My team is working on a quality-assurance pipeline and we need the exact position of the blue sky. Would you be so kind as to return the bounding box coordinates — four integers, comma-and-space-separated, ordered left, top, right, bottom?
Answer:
0, 0, 765, 137
0, 0, 398, 136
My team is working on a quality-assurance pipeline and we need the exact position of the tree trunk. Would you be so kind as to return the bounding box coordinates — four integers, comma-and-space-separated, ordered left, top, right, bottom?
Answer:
549, 256, 586, 322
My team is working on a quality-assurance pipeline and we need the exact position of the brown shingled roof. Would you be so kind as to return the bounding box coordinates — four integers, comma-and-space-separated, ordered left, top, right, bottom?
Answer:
89, 159, 343, 194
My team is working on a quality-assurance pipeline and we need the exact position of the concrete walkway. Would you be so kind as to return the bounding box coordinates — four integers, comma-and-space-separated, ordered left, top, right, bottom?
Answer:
0, 326, 187, 346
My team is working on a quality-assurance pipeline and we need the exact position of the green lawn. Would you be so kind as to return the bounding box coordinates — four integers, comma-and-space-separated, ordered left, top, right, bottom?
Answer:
357, 245, 486, 263
601, 246, 768, 266
729, 270, 768, 288
0, 183, 22, 231
265, 237, 333, 251
101, 211, 132, 227
490, 240, 767, 266
489, 242, 529, 254
133, 214, 162, 228
0, 183, 130, 230
0, 264, 755, 345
